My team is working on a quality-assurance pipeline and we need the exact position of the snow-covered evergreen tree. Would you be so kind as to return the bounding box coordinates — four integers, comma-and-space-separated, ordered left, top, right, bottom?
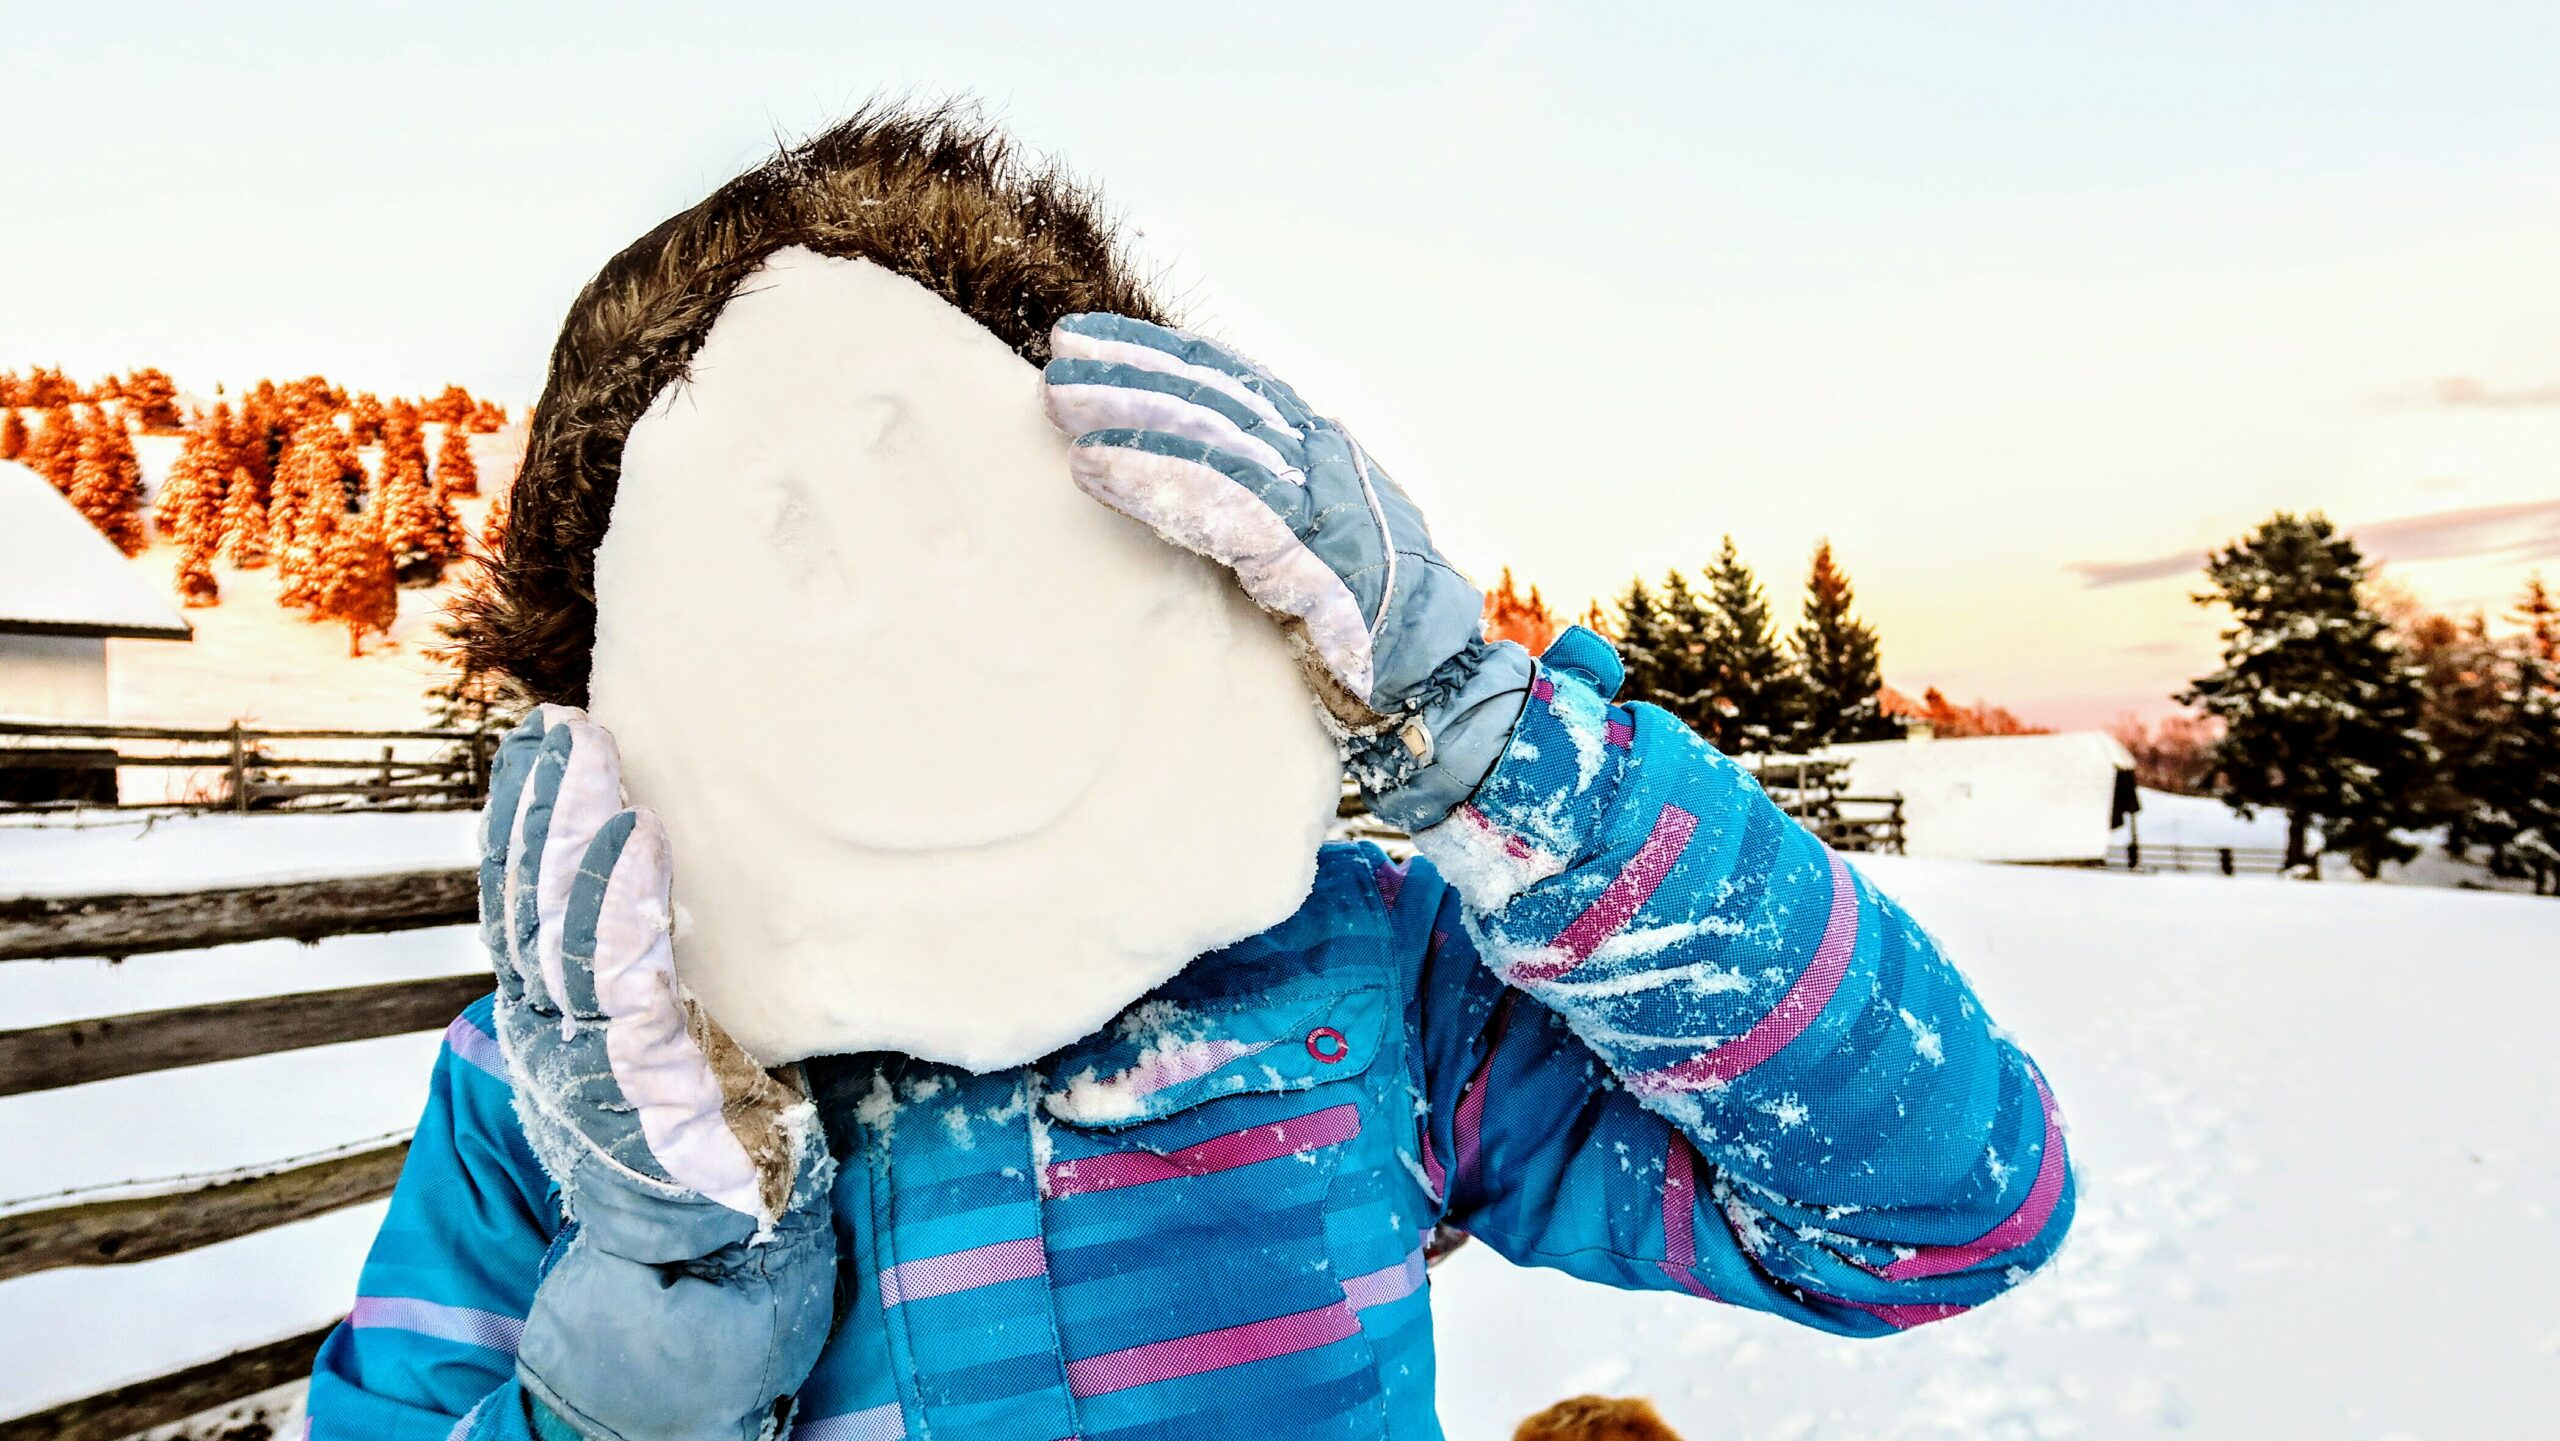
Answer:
1612, 577, 1678, 713
24, 406, 77, 492
69, 408, 147, 555
154, 421, 230, 605
1696, 535, 1803, 754
1790, 540, 1897, 748
2180, 512, 2435, 877
319, 503, 400, 655
2449, 576, 2560, 893
434, 421, 480, 497
219, 463, 269, 568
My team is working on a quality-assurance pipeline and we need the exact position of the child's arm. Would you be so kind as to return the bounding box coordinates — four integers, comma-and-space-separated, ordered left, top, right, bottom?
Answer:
1040, 314, 2071, 1331
1386, 631, 2072, 1333
304, 998, 562, 1438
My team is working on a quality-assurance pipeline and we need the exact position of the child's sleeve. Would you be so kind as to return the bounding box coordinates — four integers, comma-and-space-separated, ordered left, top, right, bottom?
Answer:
1387, 629, 2073, 1336
306, 996, 566, 1440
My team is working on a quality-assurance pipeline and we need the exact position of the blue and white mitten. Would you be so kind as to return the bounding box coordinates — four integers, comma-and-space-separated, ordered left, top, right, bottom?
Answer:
1043, 314, 1531, 830
483, 709, 836, 1441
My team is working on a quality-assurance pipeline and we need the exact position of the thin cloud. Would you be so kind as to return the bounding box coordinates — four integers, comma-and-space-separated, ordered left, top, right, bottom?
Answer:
2384, 376, 2560, 410
2070, 498, 2560, 588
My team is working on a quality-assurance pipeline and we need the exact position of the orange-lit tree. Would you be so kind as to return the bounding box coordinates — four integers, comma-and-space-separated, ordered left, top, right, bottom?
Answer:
24, 407, 77, 491
1481, 567, 1562, 653
318, 503, 401, 655
155, 421, 231, 604
274, 420, 360, 609
0, 408, 25, 462
71, 409, 147, 555
118, 369, 185, 432
219, 463, 270, 568
433, 421, 480, 496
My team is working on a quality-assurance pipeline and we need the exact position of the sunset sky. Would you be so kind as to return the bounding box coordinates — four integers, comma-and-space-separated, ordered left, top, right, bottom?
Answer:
6, 1, 2556, 727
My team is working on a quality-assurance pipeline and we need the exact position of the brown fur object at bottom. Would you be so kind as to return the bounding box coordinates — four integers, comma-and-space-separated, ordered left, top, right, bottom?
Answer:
1512, 1394, 1686, 1441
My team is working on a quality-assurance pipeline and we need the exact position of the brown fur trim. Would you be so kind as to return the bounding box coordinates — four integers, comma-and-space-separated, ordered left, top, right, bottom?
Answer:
1513, 1395, 1687, 1441
446, 101, 1170, 704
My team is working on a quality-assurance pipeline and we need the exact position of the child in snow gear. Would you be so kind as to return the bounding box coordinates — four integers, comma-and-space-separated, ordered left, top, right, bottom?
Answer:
311, 106, 2074, 1441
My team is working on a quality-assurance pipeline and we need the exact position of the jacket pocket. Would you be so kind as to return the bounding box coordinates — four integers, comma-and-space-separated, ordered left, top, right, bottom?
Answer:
1037, 981, 1390, 1130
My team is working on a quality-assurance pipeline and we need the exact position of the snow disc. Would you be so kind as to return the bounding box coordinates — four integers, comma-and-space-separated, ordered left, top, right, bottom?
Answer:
588, 248, 1343, 1071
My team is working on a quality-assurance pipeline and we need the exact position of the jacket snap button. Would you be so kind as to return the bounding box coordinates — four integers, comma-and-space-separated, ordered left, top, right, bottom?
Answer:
1307, 1026, 1349, 1063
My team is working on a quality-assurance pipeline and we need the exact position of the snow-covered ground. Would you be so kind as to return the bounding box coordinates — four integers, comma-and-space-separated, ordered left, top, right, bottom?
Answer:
3, 826, 2554, 1438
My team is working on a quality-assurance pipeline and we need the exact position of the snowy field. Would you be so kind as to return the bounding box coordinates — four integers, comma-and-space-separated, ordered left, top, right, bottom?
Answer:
2, 816, 2554, 1438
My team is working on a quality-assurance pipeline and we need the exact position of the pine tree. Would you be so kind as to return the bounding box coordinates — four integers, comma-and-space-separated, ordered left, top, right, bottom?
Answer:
24, 406, 77, 491
0, 408, 24, 462
2178, 512, 2436, 877
1790, 540, 1897, 748
479, 487, 509, 557
70, 409, 147, 555
154, 421, 230, 604
318, 502, 401, 655
218, 463, 269, 568
467, 397, 509, 433
273, 420, 359, 610
117, 369, 184, 432
1646, 571, 1715, 732
422, 384, 475, 427
1613, 577, 1679, 709
2446, 576, 2560, 892
376, 445, 454, 585
434, 422, 480, 496
1695, 536, 1804, 753
1480, 567, 1561, 653
348, 392, 386, 447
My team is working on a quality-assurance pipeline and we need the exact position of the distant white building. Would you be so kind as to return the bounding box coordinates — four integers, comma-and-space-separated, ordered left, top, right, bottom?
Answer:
0, 458, 190, 722
1817, 731, 2138, 865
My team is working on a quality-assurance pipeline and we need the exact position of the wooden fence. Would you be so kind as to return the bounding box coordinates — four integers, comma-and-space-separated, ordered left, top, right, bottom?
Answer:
1333, 762, 1908, 856
2108, 840, 2291, 876
0, 864, 479, 1441
0, 720, 500, 814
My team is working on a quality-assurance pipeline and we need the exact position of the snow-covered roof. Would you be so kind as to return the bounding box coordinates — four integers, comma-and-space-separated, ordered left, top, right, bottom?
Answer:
0, 458, 190, 640
1814, 731, 2135, 864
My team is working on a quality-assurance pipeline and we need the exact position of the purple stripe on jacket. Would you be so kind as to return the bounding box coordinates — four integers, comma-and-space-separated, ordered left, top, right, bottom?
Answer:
1341, 1247, 1428, 1313
441, 1013, 506, 1082
1656, 1139, 1720, 1300
794, 1400, 907, 1441
1881, 1069, 2070, 1281
1451, 994, 1516, 1189
1630, 848, 1860, 1094
1065, 1301, 1361, 1396
1506, 803, 1697, 984
878, 1236, 1049, 1307
1043, 1104, 1362, 1198
348, 1294, 523, 1353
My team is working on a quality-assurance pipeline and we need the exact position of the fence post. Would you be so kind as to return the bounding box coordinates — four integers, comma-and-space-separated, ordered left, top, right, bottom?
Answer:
228, 724, 248, 814
2127, 838, 2140, 869
2219, 847, 2234, 876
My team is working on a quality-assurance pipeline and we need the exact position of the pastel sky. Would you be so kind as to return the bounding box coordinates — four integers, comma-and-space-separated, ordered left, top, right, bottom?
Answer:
6, 1, 2557, 727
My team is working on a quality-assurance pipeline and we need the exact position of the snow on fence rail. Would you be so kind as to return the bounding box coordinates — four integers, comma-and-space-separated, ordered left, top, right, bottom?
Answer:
0, 719, 500, 813
0, 861, 479, 1440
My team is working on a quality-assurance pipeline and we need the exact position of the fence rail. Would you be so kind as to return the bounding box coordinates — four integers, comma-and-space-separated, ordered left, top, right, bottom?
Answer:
0, 719, 499, 814
0, 1322, 341, 1441
1, 858, 483, 1438
2110, 840, 2290, 876
0, 869, 478, 962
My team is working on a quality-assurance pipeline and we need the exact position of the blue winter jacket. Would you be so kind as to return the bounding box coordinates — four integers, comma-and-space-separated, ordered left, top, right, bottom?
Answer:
309, 632, 2074, 1441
